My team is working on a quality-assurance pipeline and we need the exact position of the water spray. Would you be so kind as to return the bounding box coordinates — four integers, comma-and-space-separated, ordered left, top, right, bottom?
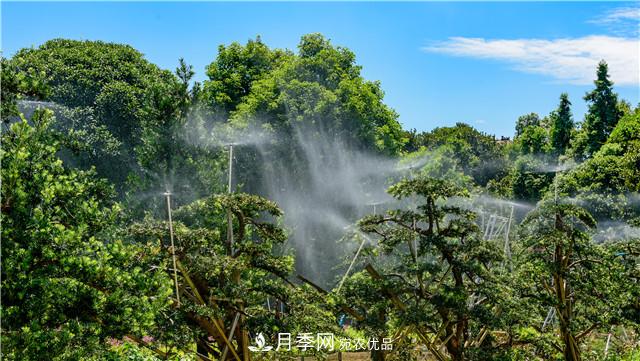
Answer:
335, 199, 389, 293
503, 205, 514, 268
164, 190, 181, 306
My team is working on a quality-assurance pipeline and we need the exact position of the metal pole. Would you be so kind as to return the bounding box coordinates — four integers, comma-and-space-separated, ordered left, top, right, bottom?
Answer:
337, 233, 369, 293
542, 307, 555, 330
165, 191, 181, 306
227, 144, 234, 254
543, 169, 563, 329
504, 205, 514, 269
226, 144, 248, 361
228, 144, 233, 193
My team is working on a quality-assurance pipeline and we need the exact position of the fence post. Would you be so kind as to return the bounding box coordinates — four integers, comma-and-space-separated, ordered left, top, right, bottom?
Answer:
338, 351, 343, 361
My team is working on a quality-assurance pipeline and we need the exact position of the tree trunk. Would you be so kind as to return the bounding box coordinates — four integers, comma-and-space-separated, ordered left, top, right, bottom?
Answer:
553, 231, 581, 361
371, 349, 385, 361
196, 339, 210, 360
445, 335, 464, 361
371, 309, 386, 361
561, 331, 581, 361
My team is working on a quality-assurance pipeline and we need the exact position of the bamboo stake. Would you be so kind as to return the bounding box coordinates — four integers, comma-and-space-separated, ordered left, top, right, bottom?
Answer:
221, 313, 241, 361
604, 327, 613, 359
175, 260, 242, 361
336, 235, 366, 293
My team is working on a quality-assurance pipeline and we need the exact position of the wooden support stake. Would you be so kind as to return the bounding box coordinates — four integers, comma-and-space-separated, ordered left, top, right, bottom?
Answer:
175, 260, 242, 361
221, 313, 241, 361
336, 237, 367, 292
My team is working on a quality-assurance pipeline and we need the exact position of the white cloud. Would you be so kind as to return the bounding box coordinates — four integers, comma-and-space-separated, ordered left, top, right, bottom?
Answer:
423, 35, 639, 86
592, 6, 640, 24
589, 6, 640, 36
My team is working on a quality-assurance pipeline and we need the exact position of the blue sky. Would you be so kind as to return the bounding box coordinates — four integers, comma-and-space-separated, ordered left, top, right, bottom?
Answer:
2, 2, 639, 137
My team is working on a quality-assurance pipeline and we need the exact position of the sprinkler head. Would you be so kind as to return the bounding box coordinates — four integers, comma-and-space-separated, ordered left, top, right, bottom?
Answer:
163, 191, 172, 196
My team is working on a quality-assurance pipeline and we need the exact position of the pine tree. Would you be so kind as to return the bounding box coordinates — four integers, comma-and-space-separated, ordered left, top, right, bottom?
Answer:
356, 176, 504, 361
1, 111, 170, 359
581, 61, 622, 157
550, 93, 574, 155
518, 202, 624, 361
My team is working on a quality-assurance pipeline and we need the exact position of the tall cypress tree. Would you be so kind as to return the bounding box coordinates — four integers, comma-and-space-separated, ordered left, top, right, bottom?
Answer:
550, 93, 574, 155
581, 61, 622, 156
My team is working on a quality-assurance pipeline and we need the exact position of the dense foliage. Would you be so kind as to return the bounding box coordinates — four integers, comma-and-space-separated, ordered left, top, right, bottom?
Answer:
517, 202, 626, 360
9, 40, 178, 184
2, 34, 638, 361
354, 177, 504, 361
1, 112, 170, 360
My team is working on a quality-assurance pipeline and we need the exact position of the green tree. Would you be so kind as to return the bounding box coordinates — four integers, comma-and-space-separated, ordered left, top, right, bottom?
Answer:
579, 61, 623, 158
202, 36, 290, 117
9, 39, 181, 191
404, 123, 508, 186
356, 176, 503, 361
1, 57, 20, 122
1, 111, 170, 360
129, 193, 336, 360
11, 39, 172, 110
508, 156, 554, 202
549, 93, 574, 156
1, 56, 50, 123
131, 59, 225, 217
516, 125, 549, 155
215, 34, 407, 285
230, 33, 406, 156
517, 202, 625, 361
613, 237, 640, 331
336, 269, 394, 361
557, 109, 640, 221
515, 113, 541, 137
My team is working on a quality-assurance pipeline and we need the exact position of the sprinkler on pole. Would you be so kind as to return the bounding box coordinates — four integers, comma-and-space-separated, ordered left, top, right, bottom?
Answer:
226, 143, 235, 255
164, 190, 181, 306
225, 143, 250, 358
227, 143, 234, 193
